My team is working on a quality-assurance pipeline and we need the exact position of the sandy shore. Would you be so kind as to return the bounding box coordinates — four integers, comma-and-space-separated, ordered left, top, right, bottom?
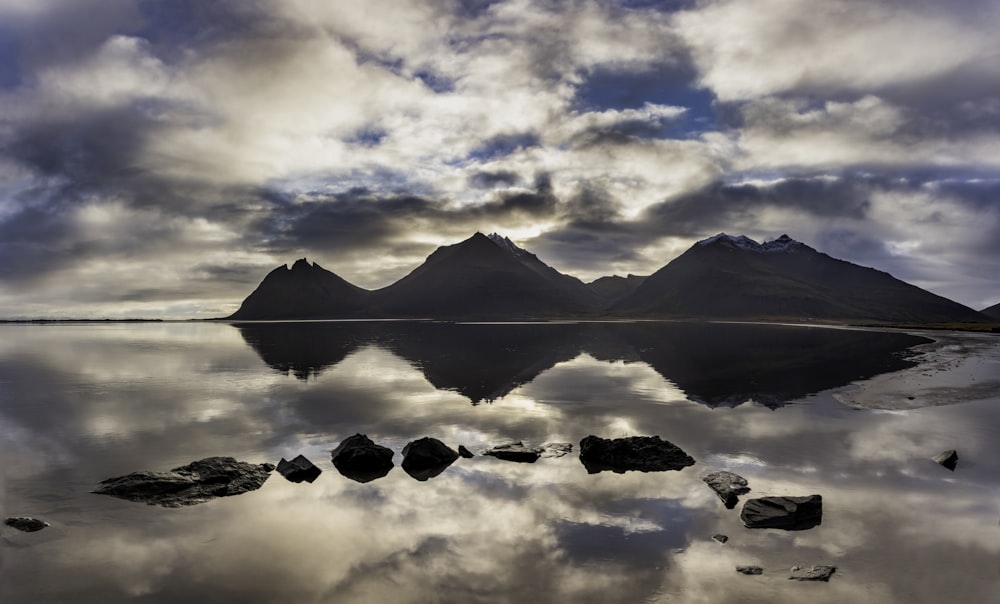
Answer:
834, 330, 1000, 410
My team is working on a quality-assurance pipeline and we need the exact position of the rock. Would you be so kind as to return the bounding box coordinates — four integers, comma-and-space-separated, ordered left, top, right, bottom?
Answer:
712, 533, 729, 544
740, 495, 823, 530
482, 441, 543, 463
736, 565, 764, 575
540, 442, 573, 458
932, 449, 958, 471
789, 565, 836, 581
276, 454, 322, 483
703, 470, 751, 509
578, 435, 695, 474
4, 517, 50, 532
402, 437, 460, 481
92, 457, 275, 507
331, 434, 394, 483
458, 445, 474, 458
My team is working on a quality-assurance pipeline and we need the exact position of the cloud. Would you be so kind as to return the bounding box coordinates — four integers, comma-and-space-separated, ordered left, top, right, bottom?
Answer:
0, 0, 997, 316
675, 0, 1000, 103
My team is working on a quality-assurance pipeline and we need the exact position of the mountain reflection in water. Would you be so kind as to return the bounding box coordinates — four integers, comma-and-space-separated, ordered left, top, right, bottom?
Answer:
235, 321, 931, 407
2, 321, 997, 604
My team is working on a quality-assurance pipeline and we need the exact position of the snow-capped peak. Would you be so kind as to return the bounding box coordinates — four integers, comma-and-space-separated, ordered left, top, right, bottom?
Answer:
696, 233, 763, 250
696, 233, 805, 253
487, 233, 529, 258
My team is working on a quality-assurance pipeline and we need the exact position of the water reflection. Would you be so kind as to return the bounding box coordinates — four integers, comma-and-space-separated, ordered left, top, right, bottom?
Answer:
1, 322, 997, 604
235, 321, 931, 407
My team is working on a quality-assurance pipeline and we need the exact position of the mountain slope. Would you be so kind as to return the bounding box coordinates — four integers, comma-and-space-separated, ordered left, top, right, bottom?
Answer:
227, 259, 370, 320
613, 233, 985, 323
370, 232, 599, 318
588, 274, 647, 306
982, 301, 1000, 320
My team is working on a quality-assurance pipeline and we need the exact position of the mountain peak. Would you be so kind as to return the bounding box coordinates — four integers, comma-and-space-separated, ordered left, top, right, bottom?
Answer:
290, 258, 312, 271
696, 233, 806, 253
486, 232, 529, 258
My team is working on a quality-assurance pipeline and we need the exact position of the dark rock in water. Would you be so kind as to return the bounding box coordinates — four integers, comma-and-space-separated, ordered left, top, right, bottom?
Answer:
458, 445, 474, 458
540, 442, 573, 458
276, 454, 322, 483
740, 495, 823, 530
703, 471, 751, 509
932, 449, 959, 471
482, 441, 543, 463
402, 437, 460, 481
5, 517, 50, 532
92, 457, 275, 507
712, 533, 729, 544
331, 434, 394, 483
789, 565, 836, 581
736, 565, 763, 575
578, 435, 695, 474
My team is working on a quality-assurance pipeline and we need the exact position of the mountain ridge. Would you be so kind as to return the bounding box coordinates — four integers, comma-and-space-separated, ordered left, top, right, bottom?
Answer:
226, 232, 989, 323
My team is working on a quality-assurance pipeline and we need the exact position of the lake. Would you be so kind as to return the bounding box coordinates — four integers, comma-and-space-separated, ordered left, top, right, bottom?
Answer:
1, 321, 998, 603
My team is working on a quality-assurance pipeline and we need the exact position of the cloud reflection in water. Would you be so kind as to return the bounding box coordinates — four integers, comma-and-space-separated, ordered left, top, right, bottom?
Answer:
0, 322, 997, 603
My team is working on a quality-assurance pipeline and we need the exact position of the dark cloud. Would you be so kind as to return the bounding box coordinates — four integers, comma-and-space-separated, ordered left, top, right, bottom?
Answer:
468, 132, 541, 161
641, 175, 874, 237
467, 170, 522, 189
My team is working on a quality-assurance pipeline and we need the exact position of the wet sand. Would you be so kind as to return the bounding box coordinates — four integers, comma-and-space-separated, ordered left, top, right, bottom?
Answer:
835, 330, 1000, 410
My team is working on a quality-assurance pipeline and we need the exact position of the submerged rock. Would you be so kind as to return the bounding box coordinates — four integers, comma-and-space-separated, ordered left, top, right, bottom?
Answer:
740, 495, 823, 530
736, 565, 764, 576
276, 454, 322, 483
4, 517, 50, 532
712, 533, 729, 544
703, 471, 751, 509
402, 437, 460, 481
578, 435, 695, 474
331, 434, 394, 483
458, 445, 475, 458
540, 442, 573, 458
92, 457, 275, 507
932, 449, 959, 471
789, 565, 836, 582
482, 442, 543, 463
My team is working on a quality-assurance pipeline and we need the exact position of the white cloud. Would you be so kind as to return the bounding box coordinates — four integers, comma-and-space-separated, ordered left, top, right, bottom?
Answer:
674, 0, 1000, 101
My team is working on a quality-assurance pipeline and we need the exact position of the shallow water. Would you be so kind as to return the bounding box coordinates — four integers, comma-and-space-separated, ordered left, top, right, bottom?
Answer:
1, 321, 998, 603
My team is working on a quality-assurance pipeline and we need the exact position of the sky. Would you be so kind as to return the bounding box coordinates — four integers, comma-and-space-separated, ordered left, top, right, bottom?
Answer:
0, 0, 999, 319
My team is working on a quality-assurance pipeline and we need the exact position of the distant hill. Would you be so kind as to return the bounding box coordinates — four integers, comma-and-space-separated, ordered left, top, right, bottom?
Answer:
982, 302, 1000, 320
368, 232, 600, 318
588, 274, 647, 305
227, 259, 370, 320
612, 233, 985, 323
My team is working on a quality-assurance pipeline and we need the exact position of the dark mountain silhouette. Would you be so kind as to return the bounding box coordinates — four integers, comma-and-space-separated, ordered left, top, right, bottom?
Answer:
588, 274, 647, 305
227, 259, 369, 320
612, 233, 984, 323
227, 232, 985, 323
368, 232, 599, 318
982, 302, 1000, 320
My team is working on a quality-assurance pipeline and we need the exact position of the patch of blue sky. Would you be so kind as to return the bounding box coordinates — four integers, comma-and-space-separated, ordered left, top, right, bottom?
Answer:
574, 65, 717, 139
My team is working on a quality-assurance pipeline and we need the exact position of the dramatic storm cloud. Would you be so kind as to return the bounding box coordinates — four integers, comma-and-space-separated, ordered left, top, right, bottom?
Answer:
0, 0, 998, 317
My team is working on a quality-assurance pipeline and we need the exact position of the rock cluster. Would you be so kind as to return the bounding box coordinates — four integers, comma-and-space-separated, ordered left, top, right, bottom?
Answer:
703, 471, 751, 509
92, 457, 275, 507
4, 517, 50, 532
330, 434, 395, 483
402, 437, 460, 481
276, 454, 322, 483
740, 495, 823, 531
578, 435, 695, 474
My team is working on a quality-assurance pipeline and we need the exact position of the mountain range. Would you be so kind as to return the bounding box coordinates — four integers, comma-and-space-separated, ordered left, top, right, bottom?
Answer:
227, 232, 990, 323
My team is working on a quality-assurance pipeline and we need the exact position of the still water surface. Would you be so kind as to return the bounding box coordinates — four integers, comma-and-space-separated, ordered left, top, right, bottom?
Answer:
1, 321, 998, 603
